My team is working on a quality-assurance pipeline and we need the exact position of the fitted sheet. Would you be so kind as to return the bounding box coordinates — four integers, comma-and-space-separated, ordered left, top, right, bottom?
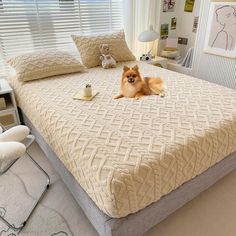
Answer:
8, 62, 236, 218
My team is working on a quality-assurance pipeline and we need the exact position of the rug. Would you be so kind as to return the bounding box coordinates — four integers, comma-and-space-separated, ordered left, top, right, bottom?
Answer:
0, 157, 72, 236
0, 144, 97, 236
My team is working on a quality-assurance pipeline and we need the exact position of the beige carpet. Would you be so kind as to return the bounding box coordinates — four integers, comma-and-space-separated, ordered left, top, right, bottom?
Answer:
1, 142, 236, 236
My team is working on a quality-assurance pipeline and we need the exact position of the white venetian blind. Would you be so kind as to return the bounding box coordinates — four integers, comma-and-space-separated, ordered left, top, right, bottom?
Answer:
0, 0, 123, 75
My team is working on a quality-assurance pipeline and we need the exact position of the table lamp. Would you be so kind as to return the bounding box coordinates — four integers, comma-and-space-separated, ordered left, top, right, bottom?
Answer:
138, 25, 159, 61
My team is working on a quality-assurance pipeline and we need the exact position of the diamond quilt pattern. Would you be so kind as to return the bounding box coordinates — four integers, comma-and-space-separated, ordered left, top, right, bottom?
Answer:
8, 62, 236, 218
7, 50, 85, 82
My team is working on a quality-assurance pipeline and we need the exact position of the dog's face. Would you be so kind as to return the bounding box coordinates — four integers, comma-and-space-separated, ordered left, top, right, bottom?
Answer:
122, 65, 141, 84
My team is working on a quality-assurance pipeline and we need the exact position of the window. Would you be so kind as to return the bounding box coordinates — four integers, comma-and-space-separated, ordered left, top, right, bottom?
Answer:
0, 0, 3, 10
0, 0, 123, 75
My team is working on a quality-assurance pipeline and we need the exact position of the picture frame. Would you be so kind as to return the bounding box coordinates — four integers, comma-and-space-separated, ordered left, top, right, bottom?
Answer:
184, 0, 195, 12
160, 24, 169, 39
163, 0, 176, 12
192, 16, 199, 33
171, 17, 177, 30
204, 2, 236, 58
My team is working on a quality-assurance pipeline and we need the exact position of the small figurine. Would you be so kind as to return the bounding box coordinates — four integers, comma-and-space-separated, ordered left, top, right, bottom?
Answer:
99, 44, 116, 69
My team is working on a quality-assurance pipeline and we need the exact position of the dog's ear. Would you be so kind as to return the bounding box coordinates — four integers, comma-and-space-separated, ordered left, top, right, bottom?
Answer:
132, 65, 139, 71
123, 66, 130, 72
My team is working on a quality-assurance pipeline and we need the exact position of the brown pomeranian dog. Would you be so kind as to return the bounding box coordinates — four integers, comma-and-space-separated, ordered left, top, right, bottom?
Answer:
114, 65, 165, 99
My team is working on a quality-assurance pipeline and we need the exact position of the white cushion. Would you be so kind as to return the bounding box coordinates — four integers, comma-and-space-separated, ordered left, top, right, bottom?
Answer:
0, 142, 26, 171
0, 125, 30, 142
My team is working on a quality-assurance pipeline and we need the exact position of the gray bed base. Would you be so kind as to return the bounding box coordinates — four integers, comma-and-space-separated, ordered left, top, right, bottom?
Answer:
22, 112, 236, 236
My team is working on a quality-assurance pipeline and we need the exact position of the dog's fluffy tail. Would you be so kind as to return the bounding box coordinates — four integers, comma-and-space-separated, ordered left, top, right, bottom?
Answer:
144, 77, 165, 96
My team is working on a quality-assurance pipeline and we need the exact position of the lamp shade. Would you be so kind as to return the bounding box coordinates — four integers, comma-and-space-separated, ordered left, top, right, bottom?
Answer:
138, 25, 159, 42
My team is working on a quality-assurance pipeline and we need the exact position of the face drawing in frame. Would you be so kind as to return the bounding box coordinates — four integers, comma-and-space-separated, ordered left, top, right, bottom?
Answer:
210, 5, 236, 51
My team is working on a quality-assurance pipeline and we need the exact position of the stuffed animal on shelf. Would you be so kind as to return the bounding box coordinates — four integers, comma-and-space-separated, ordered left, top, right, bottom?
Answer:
99, 44, 116, 69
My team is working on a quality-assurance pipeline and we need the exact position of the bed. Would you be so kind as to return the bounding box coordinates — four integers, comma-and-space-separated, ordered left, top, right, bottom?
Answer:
7, 61, 236, 235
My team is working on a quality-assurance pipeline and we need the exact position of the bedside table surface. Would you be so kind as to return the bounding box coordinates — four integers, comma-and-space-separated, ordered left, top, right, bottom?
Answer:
147, 56, 168, 65
0, 79, 12, 94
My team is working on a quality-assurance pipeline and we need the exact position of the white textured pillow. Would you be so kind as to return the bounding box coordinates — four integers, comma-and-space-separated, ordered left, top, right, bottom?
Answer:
7, 50, 85, 82
71, 30, 136, 68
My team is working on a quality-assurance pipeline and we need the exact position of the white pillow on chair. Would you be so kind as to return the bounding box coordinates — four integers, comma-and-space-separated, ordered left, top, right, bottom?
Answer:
0, 142, 26, 172
0, 125, 29, 172
0, 125, 30, 142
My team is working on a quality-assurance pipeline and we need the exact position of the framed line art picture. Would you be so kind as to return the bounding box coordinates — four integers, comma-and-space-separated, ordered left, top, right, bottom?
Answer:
204, 2, 236, 58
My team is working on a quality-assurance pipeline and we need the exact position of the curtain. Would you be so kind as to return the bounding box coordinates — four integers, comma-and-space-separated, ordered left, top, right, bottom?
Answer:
123, 0, 160, 58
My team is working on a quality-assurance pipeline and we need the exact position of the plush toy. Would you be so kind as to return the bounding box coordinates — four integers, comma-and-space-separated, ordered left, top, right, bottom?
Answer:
99, 44, 116, 69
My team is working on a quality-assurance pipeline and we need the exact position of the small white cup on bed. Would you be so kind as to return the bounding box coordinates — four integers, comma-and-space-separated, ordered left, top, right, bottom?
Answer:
83, 84, 92, 97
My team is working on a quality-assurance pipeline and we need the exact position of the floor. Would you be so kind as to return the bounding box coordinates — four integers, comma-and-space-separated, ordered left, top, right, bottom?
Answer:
1, 142, 236, 236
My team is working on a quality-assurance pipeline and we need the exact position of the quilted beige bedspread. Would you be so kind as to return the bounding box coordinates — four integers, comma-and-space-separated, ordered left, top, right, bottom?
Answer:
8, 62, 236, 218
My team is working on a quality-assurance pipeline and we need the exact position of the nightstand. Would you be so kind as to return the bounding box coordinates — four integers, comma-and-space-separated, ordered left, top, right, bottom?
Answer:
146, 56, 168, 69
0, 79, 20, 128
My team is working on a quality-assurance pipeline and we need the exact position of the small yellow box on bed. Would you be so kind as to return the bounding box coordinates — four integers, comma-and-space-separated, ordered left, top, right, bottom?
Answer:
73, 91, 99, 101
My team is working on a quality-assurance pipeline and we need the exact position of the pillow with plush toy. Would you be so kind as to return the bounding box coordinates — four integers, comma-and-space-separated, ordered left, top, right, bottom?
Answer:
71, 30, 135, 68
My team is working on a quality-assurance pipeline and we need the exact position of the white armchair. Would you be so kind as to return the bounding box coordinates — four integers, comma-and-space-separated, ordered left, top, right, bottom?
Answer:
0, 124, 50, 232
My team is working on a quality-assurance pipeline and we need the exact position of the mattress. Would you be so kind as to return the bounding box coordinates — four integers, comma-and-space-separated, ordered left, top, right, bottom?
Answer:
7, 61, 236, 218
